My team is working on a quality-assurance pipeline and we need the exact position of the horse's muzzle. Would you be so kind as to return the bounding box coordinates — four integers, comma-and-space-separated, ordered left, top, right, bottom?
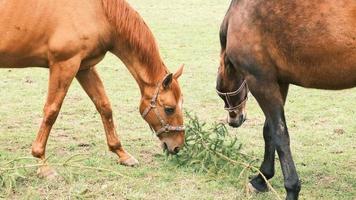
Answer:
162, 142, 181, 155
227, 113, 246, 128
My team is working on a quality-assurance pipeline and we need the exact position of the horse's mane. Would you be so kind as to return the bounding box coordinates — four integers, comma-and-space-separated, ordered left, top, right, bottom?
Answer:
229, 0, 241, 8
219, 50, 236, 78
102, 0, 167, 80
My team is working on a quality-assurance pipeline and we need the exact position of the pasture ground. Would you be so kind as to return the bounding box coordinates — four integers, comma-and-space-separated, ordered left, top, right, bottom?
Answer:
0, 0, 355, 199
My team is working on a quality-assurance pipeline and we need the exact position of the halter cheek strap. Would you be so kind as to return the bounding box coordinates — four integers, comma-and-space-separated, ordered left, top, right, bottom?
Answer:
141, 74, 185, 136
216, 80, 249, 112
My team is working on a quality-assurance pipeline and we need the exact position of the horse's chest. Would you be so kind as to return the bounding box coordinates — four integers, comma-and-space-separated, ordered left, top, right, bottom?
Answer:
80, 53, 107, 70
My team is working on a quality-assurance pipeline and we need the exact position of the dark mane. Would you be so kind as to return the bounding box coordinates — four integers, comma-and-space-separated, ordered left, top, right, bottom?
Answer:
220, 0, 239, 50
230, 0, 240, 7
102, 0, 167, 79
219, 18, 228, 50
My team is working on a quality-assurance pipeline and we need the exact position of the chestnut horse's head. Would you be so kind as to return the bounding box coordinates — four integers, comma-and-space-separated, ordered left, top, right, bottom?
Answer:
216, 57, 248, 128
140, 65, 185, 155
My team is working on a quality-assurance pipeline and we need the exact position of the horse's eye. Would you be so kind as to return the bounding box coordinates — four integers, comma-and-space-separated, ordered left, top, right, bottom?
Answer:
164, 107, 175, 115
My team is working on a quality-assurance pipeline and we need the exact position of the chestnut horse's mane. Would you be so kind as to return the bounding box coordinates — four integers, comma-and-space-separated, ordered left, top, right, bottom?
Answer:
102, 0, 167, 79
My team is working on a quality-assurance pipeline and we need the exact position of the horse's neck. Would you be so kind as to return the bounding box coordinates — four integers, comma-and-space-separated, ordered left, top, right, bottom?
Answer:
113, 47, 167, 93
103, 0, 167, 93
110, 31, 167, 93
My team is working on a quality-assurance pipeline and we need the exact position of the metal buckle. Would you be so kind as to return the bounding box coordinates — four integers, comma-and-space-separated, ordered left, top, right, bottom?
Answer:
149, 100, 156, 107
164, 125, 170, 132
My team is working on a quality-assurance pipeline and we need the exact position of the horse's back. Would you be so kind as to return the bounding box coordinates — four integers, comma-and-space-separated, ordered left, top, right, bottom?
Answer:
0, 0, 110, 68
225, 0, 356, 89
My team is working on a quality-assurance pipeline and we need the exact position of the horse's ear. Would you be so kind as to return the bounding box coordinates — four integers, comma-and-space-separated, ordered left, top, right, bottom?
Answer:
162, 73, 173, 89
173, 64, 184, 79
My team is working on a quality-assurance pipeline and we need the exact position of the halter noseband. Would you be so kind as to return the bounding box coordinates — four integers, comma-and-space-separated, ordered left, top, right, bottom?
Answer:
141, 74, 185, 136
216, 80, 248, 112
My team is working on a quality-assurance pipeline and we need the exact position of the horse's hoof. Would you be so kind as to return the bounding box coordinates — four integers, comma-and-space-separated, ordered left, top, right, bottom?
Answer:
119, 156, 139, 167
248, 183, 260, 193
37, 165, 58, 179
249, 176, 269, 192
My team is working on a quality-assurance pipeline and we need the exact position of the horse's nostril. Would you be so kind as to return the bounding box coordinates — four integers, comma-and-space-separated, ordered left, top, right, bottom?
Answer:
163, 142, 168, 150
239, 115, 245, 122
173, 147, 180, 154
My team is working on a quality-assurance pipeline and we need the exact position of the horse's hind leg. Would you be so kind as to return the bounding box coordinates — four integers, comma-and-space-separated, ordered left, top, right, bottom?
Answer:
248, 80, 300, 200
76, 67, 139, 166
32, 57, 81, 178
250, 84, 289, 192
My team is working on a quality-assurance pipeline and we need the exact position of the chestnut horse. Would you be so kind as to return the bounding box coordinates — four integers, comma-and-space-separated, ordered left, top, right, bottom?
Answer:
217, 0, 356, 199
0, 0, 185, 178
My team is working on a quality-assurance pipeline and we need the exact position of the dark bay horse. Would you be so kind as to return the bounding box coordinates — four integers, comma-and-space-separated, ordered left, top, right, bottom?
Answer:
217, 0, 356, 199
0, 0, 185, 178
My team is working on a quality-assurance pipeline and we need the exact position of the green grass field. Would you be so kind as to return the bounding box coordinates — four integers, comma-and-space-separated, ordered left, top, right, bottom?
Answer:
1, 0, 355, 199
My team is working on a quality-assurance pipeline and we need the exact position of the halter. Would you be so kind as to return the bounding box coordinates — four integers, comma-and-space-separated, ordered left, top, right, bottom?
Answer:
216, 80, 248, 112
141, 74, 185, 136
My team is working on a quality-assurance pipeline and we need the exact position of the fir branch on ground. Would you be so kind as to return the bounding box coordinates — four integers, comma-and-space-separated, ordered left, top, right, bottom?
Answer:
168, 112, 282, 199
169, 112, 256, 177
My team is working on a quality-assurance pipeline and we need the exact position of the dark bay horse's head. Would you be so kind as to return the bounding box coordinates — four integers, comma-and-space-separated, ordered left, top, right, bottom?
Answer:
216, 57, 248, 128
140, 65, 185, 155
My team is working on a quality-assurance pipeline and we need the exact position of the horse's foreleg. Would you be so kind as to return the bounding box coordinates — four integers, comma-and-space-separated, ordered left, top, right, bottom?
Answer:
272, 114, 300, 200
76, 67, 139, 166
249, 120, 276, 192
250, 84, 289, 192
32, 57, 81, 178
248, 80, 300, 200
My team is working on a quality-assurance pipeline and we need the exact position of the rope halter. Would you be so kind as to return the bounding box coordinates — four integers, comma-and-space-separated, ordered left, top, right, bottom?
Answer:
141, 74, 185, 136
216, 80, 249, 113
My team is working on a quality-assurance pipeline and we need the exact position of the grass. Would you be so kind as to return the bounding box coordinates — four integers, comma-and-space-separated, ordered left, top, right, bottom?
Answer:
0, 0, 355, 199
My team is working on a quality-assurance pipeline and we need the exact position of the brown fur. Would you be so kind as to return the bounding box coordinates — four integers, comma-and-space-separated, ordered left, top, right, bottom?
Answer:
224, 0, 356, 89
219, 0, 356, 199
0, 0, 184, 173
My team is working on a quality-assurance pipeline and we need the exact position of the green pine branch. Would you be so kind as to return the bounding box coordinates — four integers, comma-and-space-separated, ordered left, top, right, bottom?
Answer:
168, 112, 282, 200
